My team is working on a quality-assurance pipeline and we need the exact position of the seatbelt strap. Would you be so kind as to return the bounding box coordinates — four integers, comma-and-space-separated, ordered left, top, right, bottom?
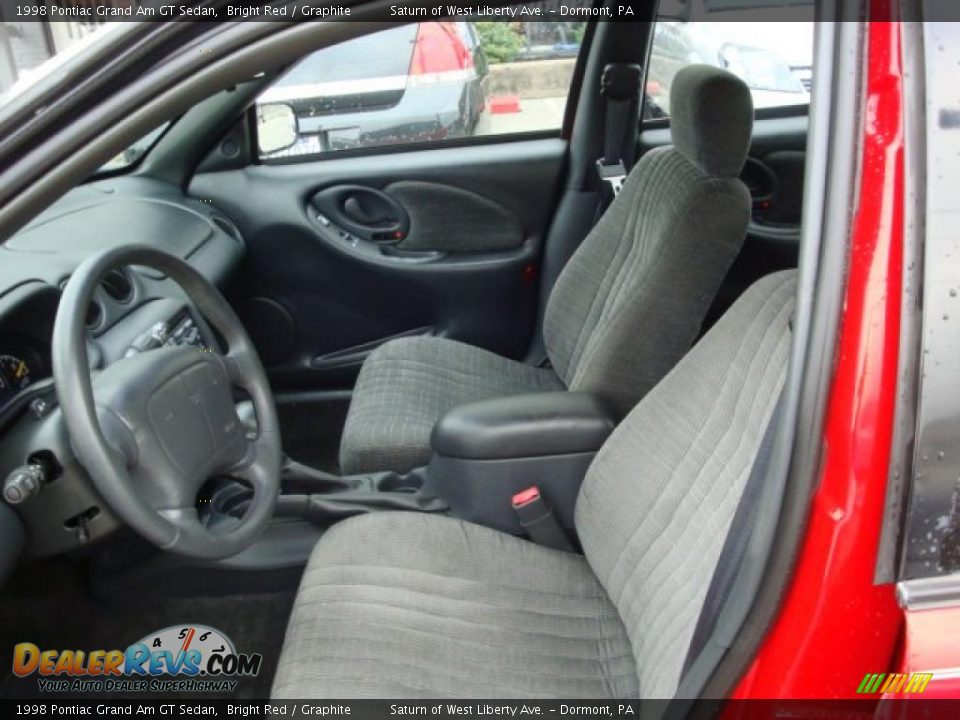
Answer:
680, 388, 786, 675
595, 63, 642, 200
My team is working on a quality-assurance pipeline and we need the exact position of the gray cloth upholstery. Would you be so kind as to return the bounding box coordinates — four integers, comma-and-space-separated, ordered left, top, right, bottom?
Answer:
669, 65, 754, 178
575, 269, 795, 696
274, 270, 797, 699
542, 144, 751, 417
340, 64, 753, 473
271, 512, 638, 698
339, 337, 564, 474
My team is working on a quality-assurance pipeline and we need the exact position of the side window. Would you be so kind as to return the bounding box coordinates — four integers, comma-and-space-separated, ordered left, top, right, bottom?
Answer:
256, 14, 589, 160
643, 12, 815, 121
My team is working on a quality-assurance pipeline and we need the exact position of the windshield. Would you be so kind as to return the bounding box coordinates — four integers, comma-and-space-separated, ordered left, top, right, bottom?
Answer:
0, 21, 162, 175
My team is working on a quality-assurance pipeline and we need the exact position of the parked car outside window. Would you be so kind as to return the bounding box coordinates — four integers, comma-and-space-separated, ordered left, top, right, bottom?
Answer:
255, 12, 591, 159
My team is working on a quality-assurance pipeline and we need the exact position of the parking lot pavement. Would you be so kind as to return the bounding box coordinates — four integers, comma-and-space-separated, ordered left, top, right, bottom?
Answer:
475, 96, 568, 135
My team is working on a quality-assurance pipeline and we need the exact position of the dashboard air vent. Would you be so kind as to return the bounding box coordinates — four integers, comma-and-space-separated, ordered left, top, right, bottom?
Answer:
101, 268, 134, 304
60, 276, 106, 331
86, 300, 103, 330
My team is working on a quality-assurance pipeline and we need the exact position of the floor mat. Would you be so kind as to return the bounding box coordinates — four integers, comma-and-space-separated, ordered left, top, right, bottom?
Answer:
0, 557, 294, 700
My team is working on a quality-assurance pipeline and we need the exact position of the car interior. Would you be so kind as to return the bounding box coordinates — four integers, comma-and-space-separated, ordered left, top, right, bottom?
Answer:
0, 5, 816, 701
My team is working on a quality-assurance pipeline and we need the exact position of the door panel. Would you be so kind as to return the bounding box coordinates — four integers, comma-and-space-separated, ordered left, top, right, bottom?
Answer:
189, 138, 565, 391
639, 114, 807, 327
308, 180, 526, 255
755, 150, 806, 227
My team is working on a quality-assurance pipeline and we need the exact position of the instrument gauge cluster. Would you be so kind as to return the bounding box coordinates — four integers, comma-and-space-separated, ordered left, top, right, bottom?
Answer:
0, 337, 48, 412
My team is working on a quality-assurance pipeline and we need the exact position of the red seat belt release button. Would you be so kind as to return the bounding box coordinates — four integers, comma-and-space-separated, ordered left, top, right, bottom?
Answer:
511, 486, 541, 508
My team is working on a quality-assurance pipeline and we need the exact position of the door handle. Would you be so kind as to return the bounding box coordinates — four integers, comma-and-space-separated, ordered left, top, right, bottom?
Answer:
310, 185, 410, 244
343, 196, 396, 227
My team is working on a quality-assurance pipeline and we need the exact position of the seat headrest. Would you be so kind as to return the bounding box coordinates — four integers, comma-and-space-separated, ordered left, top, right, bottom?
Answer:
669, 65, 754, 178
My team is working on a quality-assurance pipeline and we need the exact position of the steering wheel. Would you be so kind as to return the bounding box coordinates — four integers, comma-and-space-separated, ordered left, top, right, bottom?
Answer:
52, 245, 282, 559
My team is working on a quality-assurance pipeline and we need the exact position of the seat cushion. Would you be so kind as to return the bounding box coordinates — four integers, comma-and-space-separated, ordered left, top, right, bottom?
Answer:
271, 512, 638, 698
339, 336, 564, 475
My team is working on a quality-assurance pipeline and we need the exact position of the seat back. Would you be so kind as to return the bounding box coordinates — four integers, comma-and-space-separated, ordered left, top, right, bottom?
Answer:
574, 270, 796, 697
543, 65, 755, 418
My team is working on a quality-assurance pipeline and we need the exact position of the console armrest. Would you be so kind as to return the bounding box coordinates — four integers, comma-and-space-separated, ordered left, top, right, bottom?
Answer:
431, 392, 616, 460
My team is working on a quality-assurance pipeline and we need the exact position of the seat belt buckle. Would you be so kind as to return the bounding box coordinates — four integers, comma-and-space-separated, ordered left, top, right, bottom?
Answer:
511, 486, 574, 552
596, 158, 627, 196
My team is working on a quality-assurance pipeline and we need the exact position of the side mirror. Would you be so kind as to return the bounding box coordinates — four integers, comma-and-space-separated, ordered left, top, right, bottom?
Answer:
256, 102, 299, 155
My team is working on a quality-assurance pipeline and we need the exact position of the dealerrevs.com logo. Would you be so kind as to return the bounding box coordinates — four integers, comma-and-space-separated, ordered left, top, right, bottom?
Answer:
12, 625, 262, 694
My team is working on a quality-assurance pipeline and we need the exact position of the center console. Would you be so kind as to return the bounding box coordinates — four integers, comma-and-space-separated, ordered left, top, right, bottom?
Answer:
273, 391, 617, 546
426, 392, 616, 534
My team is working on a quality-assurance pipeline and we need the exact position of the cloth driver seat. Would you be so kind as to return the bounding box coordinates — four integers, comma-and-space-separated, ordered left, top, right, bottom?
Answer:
273, 270, 796, 698
337, 65, 755, 475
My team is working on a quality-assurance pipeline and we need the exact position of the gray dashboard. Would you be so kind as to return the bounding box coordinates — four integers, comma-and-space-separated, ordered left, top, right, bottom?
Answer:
3, 176, 243, 296
0, 175, 245, 566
